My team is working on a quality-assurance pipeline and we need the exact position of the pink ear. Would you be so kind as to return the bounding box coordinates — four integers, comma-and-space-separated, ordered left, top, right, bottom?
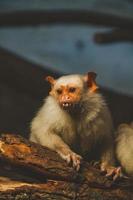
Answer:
45, 76, 56, 86
84, 72, 98, 92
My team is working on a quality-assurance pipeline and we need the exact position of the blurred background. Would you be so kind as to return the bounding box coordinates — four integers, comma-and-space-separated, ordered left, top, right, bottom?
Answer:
0, 0, 133, 137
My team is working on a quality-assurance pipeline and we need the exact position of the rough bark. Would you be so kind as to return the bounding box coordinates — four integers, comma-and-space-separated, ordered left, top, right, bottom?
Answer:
0, 133, 132, 200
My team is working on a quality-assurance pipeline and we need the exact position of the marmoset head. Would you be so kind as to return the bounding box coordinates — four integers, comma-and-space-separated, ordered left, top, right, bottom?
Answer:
45, 72, 98, 110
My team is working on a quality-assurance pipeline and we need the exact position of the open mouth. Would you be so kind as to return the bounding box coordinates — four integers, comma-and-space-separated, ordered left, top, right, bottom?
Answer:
61, 102, 73, 108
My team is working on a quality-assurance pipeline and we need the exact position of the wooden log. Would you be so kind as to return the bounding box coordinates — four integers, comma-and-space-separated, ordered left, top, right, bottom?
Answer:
0, 134, 81, 183
0, 178, 76, 199
0, 133, 114, 187
0, 165, 132, 200
77, 182, 133, 200
0, 163, 76, 199
0, 133, 132, 200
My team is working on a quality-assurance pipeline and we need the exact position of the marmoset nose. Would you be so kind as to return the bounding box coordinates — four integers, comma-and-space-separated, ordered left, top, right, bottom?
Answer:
60, 95, 73, 108
61, 95, 70, 102
66, 96, 70, 100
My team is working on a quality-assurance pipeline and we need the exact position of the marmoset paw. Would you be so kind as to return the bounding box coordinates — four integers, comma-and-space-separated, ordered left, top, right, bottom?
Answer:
59, 151, 82, 171
101, 163, 122, 180
70, 152, 82, 171
107, 166, 122, 180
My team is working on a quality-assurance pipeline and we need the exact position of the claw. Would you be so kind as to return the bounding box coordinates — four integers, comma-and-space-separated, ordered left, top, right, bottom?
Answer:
59, 151, 82, 171
112, 167, 122, 180
65, 154, 71, 164
71, 152, 82, 171
101, 163, 122, 180
106, 168, 115, 177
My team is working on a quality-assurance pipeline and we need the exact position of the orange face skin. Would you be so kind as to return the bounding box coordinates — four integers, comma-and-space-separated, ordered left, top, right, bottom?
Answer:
50, 85, 82, 109
46, 72, 98, 110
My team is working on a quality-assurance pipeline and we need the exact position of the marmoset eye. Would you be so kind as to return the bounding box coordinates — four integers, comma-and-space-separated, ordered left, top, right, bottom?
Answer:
56, 89, 62, 94
69, 87, 76, 93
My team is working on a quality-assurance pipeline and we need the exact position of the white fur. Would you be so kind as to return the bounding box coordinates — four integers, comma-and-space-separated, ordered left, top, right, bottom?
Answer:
116, 124, 133, 176
30, 74, 114, 167
55, 74, 84, 89
31, 96, 76, 146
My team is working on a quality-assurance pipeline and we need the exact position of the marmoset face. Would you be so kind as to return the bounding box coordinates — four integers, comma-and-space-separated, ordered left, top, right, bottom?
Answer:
46, 72, 98, 111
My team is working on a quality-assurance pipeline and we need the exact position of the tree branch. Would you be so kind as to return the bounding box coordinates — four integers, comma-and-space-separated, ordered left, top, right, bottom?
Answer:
0, 133, 132, 199
0, 10, 133, 28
